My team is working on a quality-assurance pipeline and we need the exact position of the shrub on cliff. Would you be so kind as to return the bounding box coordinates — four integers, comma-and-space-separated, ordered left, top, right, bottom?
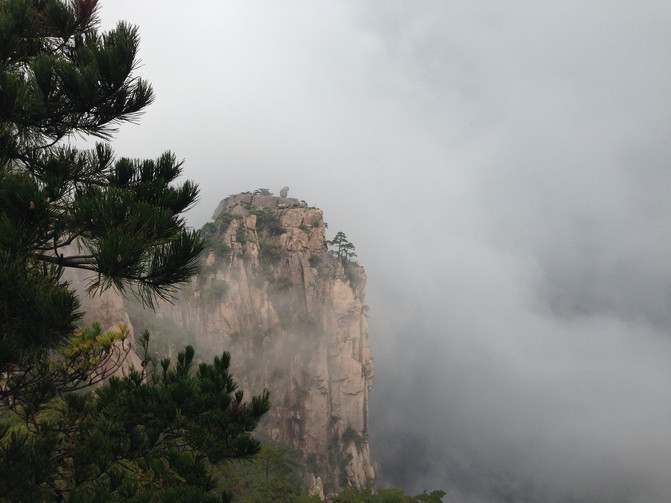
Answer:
332, 487, 446, 503
327, 231, 357, 262
250, 208, 285, 235
218, 442, 320, 503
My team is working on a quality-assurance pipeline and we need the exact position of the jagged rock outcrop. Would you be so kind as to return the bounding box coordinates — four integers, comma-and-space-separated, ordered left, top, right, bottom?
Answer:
70, 193, 375, 495
131, 193, 375, 495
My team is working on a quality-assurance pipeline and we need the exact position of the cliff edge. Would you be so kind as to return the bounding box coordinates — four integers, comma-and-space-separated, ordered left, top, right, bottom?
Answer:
127, 193, 375, 495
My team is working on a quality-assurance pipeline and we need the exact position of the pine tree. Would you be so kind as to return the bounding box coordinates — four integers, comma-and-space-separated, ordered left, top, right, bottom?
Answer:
0, 337, 271, 502
218, 443, 321, 503
0, 0, 202, 404
327, 231, 357, 262
0, 1, 271, 501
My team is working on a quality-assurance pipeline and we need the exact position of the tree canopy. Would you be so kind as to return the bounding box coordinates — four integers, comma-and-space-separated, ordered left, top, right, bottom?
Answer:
0, 0, 204, 405
327, 231, 357, 262
332, 487, 446, 503
0, 1, 270, 501
1, 339, 270, 502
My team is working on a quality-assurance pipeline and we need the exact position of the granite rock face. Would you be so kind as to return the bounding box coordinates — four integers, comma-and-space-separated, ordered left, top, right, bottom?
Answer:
136, 194, 375, 494
71, 194, 375, 494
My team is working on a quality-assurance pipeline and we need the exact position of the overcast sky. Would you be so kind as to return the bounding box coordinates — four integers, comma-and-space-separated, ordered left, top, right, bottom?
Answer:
98, 2, 671, 502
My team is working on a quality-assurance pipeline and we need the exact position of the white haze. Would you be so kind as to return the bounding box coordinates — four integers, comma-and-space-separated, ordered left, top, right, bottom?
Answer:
98, 2, 671, 502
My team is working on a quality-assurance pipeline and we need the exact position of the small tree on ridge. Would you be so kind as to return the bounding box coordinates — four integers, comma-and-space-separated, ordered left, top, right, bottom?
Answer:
327, 231, 357, 262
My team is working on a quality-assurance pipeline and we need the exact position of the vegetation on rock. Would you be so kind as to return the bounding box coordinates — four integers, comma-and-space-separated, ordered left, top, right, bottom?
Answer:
218, 443, 320, 502
332, 488, 447, 503
328, 231, 357, 262
216, 441, 447, 503
250, 207, 286, 236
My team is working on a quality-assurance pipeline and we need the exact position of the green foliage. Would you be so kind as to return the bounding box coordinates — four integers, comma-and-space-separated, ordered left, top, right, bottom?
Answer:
250, 208, 285, 236
0, 0, 204, 403
308, 253, 322, 267
341, 426, 365, 450
209, 278, 229, 299
200, 213, 242, 259
201, 221, 218, 239
259, 241, 282, 264
219, 442, 445, 503
218, 443, 320, 503
252, 188, 273, 196
305, 452, 320, 474
1, 21, 204, 306
215, 212, 243, 230
229, 328, 268, 350
1, 322, 131, 419
327, 232, 363, 286
236, 224, 247, 244
344, 261, 362, 287
271, 275, 293, 292
212, 241, 232, 258
332, 488, 446, 503
0, 253, 81, 370
0, 341, 271, 502
327, 231, 357, 262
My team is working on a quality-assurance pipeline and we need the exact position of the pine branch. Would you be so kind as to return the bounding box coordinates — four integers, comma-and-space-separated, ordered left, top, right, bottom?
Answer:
34, 252, 96, 268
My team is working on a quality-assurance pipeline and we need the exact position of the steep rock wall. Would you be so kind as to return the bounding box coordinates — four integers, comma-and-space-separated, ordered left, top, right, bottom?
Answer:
131, 194, 375, 494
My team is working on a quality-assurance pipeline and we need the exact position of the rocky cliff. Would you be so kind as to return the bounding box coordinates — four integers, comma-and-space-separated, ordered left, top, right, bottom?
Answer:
114, 193, 376, 496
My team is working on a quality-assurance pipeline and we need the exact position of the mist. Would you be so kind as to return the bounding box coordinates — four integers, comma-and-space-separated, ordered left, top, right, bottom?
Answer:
98, 2, 671, 501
